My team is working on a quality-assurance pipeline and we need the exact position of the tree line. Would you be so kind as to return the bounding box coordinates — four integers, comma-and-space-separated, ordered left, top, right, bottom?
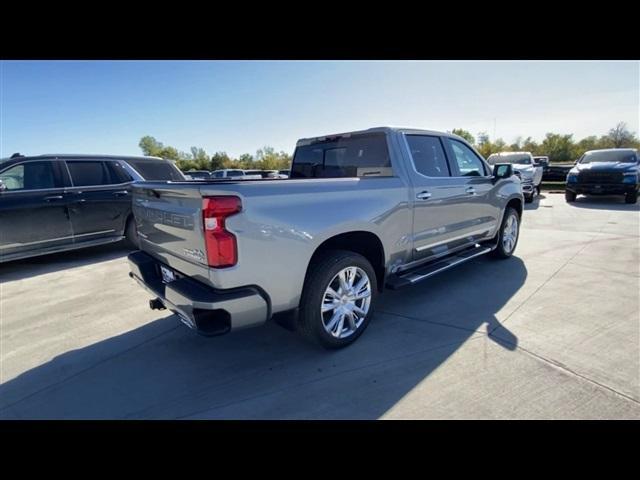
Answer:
452, 122, 639, 163
138, 136, 292, 172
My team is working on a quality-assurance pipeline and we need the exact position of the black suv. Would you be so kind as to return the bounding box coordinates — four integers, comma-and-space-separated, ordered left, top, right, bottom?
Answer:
565, 148, 639, 204
0, 154, 185, 263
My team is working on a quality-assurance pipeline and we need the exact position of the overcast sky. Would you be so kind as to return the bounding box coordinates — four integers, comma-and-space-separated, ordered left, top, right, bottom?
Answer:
2, 60, 638, 158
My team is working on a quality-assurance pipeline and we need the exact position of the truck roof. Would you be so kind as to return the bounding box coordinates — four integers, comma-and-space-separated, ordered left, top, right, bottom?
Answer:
0, 153, 165, 164
295, 126, 466, 146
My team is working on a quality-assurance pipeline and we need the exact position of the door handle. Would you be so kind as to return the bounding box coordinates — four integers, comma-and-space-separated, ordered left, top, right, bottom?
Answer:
416, 191, 432, 200
44, 195, 64, 202
113, 190, 129, 197
465, 187, 476, 195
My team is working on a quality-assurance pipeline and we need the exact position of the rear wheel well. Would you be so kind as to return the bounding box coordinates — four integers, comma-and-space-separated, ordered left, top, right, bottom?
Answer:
307, 232, 386, 292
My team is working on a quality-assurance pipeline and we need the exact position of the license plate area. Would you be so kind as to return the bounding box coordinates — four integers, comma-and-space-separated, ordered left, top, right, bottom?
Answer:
160, 265, 176, 284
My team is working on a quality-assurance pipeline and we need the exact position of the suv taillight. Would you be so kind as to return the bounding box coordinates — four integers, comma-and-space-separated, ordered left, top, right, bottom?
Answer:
202, 196, 242, 268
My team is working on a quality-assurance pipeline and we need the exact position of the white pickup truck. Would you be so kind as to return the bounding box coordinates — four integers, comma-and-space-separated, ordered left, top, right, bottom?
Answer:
486, 152, 544, 203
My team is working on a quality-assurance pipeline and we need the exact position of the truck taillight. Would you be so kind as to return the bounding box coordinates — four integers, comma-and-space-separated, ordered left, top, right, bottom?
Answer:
202, 196, 242, 268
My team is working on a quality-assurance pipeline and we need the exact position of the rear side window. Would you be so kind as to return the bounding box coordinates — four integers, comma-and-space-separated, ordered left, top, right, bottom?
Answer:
406, 135, 450, 177
67, 161, 111, 186
0, 161, 60, 190
291, 133, 391, 178
125, 159, 184, 181
105, 161, 133, 183
447, 139, 487, 176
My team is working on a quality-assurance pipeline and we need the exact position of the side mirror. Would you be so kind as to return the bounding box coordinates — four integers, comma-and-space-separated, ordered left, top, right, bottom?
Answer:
0, 179, 6, 192
493, 163, 513, 181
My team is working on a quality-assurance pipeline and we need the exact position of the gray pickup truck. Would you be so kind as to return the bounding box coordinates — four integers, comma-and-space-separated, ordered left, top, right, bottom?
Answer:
128, 127, 524, 349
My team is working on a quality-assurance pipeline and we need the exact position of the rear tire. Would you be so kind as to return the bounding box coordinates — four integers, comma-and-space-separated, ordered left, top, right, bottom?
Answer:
491, 207, 520, 259
125, 217, 140, 249
625, 192, 638, 204
565, 190, 576, 203
298, 250, 378, 349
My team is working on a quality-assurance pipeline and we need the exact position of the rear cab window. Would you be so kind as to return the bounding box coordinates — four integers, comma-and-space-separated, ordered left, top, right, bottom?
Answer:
291, 132, 392, 178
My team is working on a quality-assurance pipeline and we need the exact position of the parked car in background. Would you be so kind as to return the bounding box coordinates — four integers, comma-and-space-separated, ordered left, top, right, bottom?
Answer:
184, 170, 212, 180
244, 169, 283, 179
0, 153, 185, 263
565, 148, 639, 204
279, 169, 291, 178
533, 156, 549, 169
211, 169, 262, 180
486, 151, 543, 203
543, 163, 573, 182
128, 127, 523, 349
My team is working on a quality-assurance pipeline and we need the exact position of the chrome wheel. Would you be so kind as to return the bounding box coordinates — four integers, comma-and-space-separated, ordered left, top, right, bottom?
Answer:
321, 266, 372, 339
502, 213, 519, 253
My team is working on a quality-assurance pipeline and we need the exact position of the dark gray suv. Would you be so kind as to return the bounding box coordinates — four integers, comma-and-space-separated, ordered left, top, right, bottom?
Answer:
0, 154, 185, 263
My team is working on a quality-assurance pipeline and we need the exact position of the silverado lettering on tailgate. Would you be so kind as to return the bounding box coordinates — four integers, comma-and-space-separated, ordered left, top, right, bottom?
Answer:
134, 204, 195, 230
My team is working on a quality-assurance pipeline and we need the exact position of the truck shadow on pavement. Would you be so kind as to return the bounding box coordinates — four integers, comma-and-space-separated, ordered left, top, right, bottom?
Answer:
0, 243, 132, 283
0, 256, 525, 419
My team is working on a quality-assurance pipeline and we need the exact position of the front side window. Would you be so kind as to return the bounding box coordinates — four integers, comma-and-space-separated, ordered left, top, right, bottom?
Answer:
0, 161, 59, 191
448, 140, 487, 176
67, 161, 112, 186
291, 133, 391, 178
405, 135, 450, 177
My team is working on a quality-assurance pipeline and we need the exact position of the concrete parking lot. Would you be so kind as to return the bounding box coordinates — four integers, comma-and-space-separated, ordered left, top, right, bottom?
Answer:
0, 193, 638, 419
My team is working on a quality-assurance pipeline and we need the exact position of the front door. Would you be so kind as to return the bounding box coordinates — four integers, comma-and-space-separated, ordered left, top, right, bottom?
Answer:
0, 160, 73, 259
442, 137, 501, 241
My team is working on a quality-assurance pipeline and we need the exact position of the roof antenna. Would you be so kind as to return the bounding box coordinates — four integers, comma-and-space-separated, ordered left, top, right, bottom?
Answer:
10, 152, 23, 158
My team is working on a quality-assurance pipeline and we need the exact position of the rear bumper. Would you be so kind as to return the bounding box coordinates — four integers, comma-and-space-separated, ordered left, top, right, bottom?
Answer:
128, 250, 269, 336
566, 183, 638, 195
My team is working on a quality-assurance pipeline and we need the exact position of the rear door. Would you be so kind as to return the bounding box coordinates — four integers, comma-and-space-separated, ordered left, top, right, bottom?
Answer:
0, 160, 73, 259
442, 137, 501, 240
65, 160, 132, 242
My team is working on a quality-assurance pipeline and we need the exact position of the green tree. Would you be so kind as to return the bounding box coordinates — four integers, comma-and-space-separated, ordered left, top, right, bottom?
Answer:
452, 128, 475, 144
255, 146, 291, 170
540, 133, 574, 162
522, 137, 539, 154
509, 136, 523, 151
602, 122, 637, 148
210, 151, 231, 170
139, 136, 164, 157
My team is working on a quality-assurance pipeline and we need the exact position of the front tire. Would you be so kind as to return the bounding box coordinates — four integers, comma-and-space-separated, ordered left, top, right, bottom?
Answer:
491, 207, 520, 259
625, 192, 638, 204
524, 193, 534, 203
298, 250, 377, 349
565, 190, 576, 202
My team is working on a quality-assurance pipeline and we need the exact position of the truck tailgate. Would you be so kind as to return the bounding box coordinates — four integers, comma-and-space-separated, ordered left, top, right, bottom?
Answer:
132, 183, 211, 284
